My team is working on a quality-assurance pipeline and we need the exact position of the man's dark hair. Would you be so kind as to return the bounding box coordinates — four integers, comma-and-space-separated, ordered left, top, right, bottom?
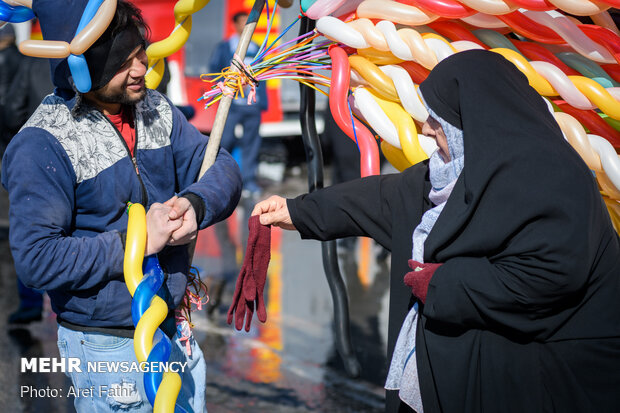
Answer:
105, 0, 150, 42
232, 11, 249, 24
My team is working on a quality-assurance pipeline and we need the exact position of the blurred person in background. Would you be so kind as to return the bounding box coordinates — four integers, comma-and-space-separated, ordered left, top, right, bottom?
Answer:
0, 24, 22, 155
209, 10, 268, 198
3, 55, 54, 325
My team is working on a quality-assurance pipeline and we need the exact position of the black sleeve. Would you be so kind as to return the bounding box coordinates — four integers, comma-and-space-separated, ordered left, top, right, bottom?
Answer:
287, 162, 429, 251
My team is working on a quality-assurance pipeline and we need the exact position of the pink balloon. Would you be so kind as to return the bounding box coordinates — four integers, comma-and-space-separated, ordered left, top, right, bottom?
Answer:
328, 45, 380, 177
306, 0, 348, 20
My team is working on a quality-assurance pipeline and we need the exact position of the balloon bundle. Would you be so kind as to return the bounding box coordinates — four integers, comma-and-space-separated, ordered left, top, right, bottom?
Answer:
198, 3, 332, 108
295, 0, 620, 230
124, 203, 188, 413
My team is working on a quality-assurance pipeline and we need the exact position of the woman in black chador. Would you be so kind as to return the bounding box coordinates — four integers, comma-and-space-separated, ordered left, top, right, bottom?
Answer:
251, 50, 620, 412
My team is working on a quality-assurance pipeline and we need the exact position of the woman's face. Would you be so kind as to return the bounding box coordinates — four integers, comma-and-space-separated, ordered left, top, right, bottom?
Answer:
422, 117, 451, 162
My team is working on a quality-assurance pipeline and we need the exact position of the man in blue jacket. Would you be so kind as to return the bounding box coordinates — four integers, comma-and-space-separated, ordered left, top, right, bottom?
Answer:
1, 1, 241, 412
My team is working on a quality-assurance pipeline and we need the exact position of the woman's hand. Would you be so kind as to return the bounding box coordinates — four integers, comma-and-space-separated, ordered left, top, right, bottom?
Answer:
251, 195, 297, 230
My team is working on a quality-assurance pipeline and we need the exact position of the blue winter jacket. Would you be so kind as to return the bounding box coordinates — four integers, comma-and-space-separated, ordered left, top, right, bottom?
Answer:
2, 86, 243, 327
1, 89, 242, 327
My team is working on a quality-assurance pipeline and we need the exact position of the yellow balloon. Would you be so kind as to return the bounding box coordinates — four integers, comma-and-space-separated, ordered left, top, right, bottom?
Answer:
357, 47, 404, 65
348, 55, 399, 101
146, 0, 211, 89
173, 0, 210, 16
124, 203, 146, 295
147, 17, 192, 60
381, 140, 413, 171
568, 76, 620, 121
134, 297, 168, 363
491, 48, 556, 96
369, 90, 428, 165
154, 372, 183, 413
145, 58, 166, 90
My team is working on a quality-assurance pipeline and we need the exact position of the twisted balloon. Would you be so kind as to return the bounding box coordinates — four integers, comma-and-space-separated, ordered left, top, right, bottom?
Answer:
124, 203, 187, 413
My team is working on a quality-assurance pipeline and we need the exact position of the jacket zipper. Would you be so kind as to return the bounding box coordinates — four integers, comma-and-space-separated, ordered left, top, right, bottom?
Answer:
102, 111, 149, 206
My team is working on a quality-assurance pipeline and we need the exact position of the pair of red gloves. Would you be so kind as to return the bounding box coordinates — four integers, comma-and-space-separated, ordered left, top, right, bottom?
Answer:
404, 260, 442, 304
227, 216, 271, 332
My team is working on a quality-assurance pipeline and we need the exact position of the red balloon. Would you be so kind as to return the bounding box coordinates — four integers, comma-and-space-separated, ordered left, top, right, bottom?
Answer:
398, 61, 430, 84
510, 40, 581, 76
328, 45, 380, 177
504, 0, 554, 11
578, 25, 620, 66
428, 21, 488, 49
394, 0, 475, 19
600, 64, 620, 84
498, 12, 564, 44
555, 101, 620, 149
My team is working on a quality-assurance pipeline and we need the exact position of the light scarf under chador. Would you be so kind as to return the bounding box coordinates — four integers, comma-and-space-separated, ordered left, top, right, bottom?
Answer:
385, 93, 465, 412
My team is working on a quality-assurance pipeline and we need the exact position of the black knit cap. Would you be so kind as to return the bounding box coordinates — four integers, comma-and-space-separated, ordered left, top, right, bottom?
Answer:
84, 22, 145, 90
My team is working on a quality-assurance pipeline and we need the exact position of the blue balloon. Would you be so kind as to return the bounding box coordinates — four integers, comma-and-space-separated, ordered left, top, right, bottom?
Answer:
132, 255, 187, 411
75, 0, 105, 34
144, 330, 171, 405
67, 54, 92, 93
65, 0, 105, 93
0, 2, 35, 23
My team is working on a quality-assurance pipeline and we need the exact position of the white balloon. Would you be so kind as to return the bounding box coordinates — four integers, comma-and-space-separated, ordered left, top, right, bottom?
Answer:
379, 64, 428, 122
353, 87, 400, 148
588, 134, 620, 192
423, 38, 454, 62
523, 10, 615, 64
451, 40, 485, 52
418, 134, 439, 157
376, 20, 414, 61
460, 13, 507, 29
316, 16, 369, 49
350, 69, 369, 87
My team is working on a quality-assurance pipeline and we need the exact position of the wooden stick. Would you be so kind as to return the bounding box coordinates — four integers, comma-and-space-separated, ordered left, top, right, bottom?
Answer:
198, 0, 266, 179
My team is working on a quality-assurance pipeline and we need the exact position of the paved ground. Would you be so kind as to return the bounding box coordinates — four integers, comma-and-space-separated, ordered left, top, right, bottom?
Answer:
0, 167, 392, 412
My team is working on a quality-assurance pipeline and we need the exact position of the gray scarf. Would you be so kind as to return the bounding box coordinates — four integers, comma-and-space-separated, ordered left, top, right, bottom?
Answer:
385, 93, 464, 412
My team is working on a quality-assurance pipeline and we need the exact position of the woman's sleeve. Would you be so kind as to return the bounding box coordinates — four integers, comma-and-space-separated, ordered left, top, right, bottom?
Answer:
288, 163, 429, 251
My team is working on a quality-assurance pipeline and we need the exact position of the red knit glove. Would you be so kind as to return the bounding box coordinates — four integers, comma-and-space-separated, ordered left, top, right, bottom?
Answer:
227, 216, 271, 331
404, 260, 442, 304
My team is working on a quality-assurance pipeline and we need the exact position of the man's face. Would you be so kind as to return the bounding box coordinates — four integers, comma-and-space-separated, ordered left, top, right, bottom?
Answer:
90, 45, 148, 106
234, 14, 248, 35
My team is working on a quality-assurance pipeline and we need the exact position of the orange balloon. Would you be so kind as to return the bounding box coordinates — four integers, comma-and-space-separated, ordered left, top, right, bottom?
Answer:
70, 0, 117, 55
19, 40, 71, 58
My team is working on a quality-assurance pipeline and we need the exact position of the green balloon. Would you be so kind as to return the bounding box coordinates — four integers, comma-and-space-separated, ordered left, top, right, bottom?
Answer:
301, 0, 317, 12
473, 29, 523, 56
557, 52, 620, 88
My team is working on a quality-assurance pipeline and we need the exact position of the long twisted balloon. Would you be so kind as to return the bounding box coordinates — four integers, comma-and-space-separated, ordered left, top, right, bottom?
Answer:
124, 203, 186, 413
145, 0, 210, 89
316, 20, 620, 131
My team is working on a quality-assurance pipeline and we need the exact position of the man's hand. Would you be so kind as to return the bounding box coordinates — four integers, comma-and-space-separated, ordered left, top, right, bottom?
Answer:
164, 196, 198, 245
145, 203, 182, 256
251, 195, 296, 230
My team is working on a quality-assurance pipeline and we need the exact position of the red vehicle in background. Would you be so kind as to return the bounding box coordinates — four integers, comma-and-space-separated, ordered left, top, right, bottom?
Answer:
132, 0, 324, 138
